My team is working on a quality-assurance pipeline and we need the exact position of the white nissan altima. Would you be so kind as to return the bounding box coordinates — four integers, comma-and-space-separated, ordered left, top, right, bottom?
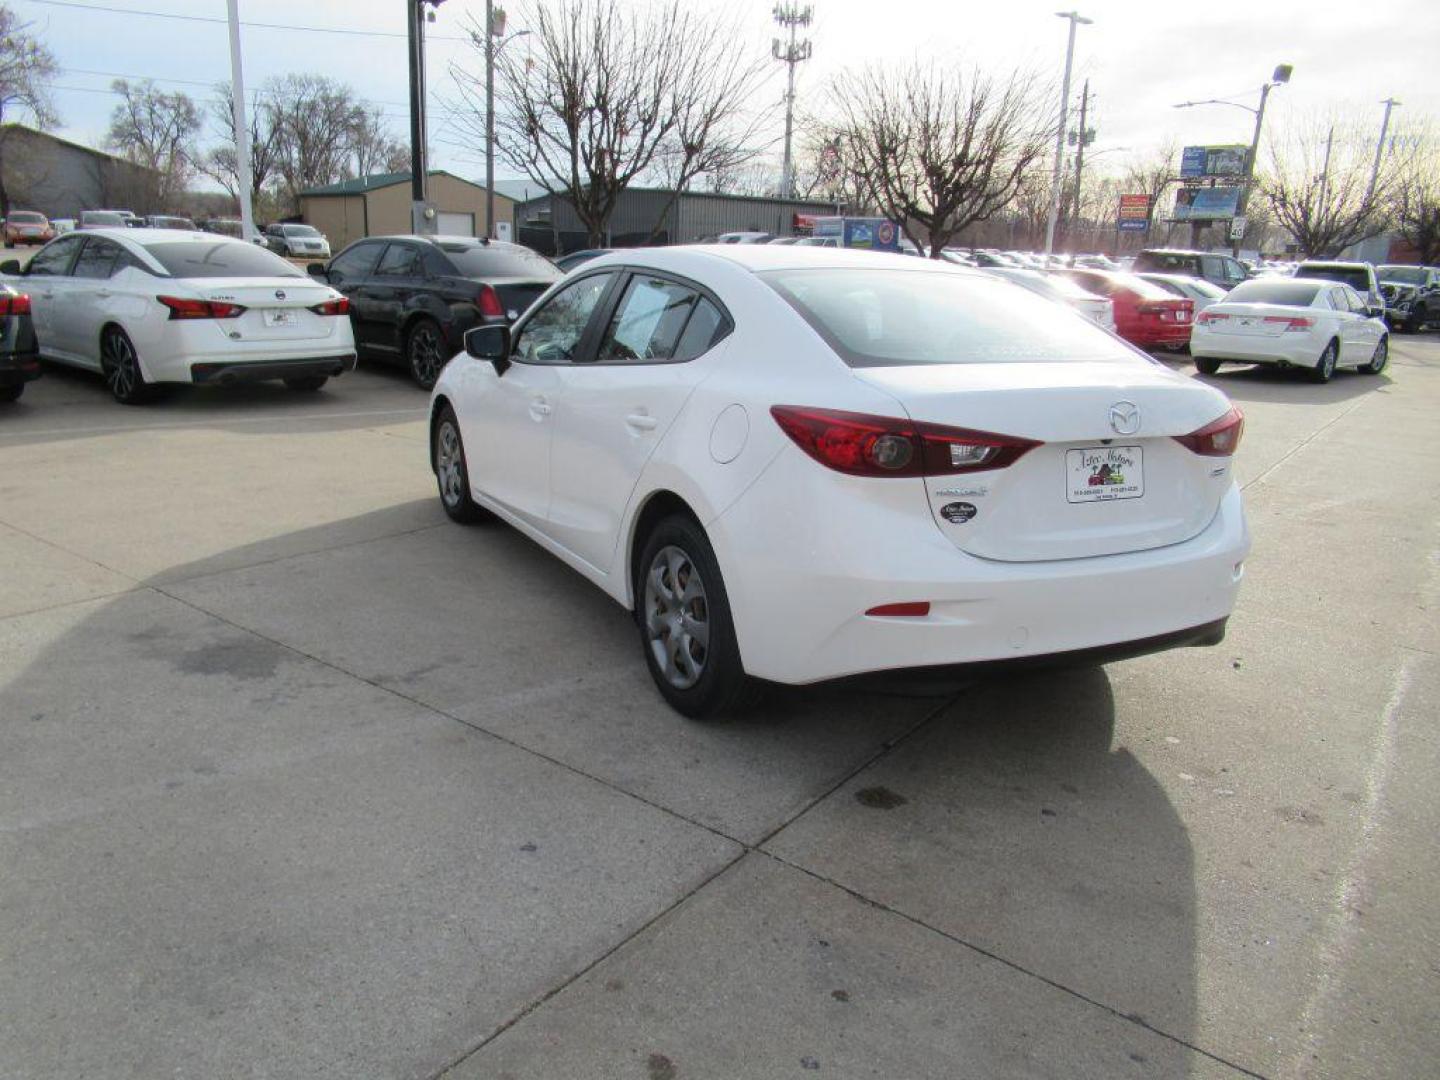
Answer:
430, 246, 1250, 717
3, 228, 356, 403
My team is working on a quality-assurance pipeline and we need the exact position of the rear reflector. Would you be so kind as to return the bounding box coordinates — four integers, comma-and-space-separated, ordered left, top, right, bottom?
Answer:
478, 283, 504, 318
0, 293, 30, 317
865, 602, 931, 617
1173, 405, 1244, 457
158, 295, 245, 319
1196, 310, 1229, 324
770, 405, 1040, 478
309, 297, 350, 316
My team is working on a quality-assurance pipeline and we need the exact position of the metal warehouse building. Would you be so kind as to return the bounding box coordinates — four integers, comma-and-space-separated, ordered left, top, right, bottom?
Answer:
513, 187, 843, 253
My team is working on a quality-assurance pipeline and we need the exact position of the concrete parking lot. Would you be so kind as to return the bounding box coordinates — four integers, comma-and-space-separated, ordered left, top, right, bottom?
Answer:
2, 339, 1437, 1079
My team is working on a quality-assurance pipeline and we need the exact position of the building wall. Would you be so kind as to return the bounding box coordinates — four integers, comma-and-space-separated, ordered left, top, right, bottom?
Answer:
1, 126, 156, 218
303, 176, 515, 250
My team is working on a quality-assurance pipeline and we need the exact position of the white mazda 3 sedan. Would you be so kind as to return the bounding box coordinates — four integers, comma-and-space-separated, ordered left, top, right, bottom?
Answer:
4, 228, 356, 403
1190, 277, 1388, 383
430, 246, 1250, 717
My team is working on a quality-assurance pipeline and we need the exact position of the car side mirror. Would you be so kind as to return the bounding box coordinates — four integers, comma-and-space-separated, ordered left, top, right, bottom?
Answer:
306, 262, 326, 277
465, 324, 511, 373
0, 259, 20, 275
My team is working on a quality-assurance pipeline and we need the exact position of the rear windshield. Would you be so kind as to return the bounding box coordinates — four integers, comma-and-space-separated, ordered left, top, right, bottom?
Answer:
440, 244, 561, 281
152, 217, 194, 229
284, 225, 321, 237
1378, 266, 1425, 285
1137, 252, 1198, 272
1070, 272, 1174, 301
143, 241, 302, 279
763, 268, 1135, 368
1297, 264, 1370, 292
8, 212, 44, 223
1225, 280, 1321, 307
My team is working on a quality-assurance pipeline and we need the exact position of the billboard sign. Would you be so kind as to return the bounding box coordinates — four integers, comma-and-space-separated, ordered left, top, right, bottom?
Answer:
1180, 145, 1249, 178
1117, 194, 1152, 232
812, 216, 900, 251
1172, 186, 1242, 221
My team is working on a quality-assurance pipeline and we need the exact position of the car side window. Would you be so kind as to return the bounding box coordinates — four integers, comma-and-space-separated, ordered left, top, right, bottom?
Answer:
596, 276, 701, 362
374, 243, 421, 278
421, 247, 451, 278
72, 238, 123, 280
1348, 288, 1370, 314
26, 236, 84, 276
674, 298, 730, 361
1223, 259, 1246, 284
328, 242, 382, 281
512, 272, 615, 364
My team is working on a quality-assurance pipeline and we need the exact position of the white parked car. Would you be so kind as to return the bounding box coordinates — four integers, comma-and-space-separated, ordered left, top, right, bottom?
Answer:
429, 246, 1249, 716
1138, 272, 1228, 314
980, 266, 1116, 330
1190, 277, 1389, 383
3, 228, 356, 403
264, 223, 332, 260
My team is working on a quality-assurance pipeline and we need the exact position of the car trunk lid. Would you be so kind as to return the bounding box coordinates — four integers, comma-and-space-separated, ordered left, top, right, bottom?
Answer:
854, 360, 1236, 562
196, 278, 339, 342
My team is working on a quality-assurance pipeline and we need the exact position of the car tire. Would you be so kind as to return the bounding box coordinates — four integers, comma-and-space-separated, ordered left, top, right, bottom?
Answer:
1309, 340, 1338, 384
0, 382, 22, 402
1405, 306, 1426, 334
1360, 335, 1389, 375
3, 239, 12, 249
283, 375, 329, 391
407, 317, 447, 390
432, 402, 490, 524
100, 326, 153, 405
1195, 357, 1222, 375
635, 514, 761, 719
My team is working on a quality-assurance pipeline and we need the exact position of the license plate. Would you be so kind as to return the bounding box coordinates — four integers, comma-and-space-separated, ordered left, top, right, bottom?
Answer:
263, 309, 298, 328
1177, 310, 1190, 322
1067, 445, 1144, 503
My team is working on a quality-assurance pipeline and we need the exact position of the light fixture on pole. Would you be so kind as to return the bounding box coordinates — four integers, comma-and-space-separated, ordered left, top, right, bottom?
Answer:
482, 3, 529, 240
1365, 97, 1401, 206
772, 3, 813, 201
1044, 10, 1091, 256
1173, 63, 1291, 256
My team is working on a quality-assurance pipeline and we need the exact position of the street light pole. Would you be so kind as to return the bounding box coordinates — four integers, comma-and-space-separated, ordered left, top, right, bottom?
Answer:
225, 0, 254, 242
1045, 11, 1091, 256
1365, 97, 1401, 207
486, 0, 497, 239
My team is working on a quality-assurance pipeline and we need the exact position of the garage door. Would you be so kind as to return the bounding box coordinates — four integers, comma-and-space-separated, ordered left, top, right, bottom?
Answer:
436, 211, 475, 237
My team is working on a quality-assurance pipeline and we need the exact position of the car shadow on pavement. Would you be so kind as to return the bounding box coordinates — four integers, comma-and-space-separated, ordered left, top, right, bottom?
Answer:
1189, 362, 1391, 405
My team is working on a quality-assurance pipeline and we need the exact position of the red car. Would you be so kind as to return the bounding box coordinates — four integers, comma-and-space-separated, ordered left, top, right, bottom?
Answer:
3, 211, 55, 248
1063, 268, 1193, 350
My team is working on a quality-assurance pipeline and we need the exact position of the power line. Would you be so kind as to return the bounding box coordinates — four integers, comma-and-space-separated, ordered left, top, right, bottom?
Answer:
17, 0, 471, 42
56, 67, 414, 109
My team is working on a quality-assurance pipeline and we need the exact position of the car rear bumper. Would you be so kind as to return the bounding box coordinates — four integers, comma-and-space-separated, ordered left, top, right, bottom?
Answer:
189, 354, 356, 384
710, 451, 1249, 685
0, 351, 41, 386
1190, 332, 1319, 367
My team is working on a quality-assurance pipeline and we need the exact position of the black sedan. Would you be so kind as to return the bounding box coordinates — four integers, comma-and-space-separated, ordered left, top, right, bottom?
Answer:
0, 283, 40, 403
311, 235, 561, 388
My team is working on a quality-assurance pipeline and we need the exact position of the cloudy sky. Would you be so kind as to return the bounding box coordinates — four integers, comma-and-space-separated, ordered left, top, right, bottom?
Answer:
14, 0, 1438, 194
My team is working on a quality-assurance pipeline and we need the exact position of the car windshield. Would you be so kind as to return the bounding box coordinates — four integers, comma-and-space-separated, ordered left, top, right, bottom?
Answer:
1378, 266, 1426, 285
9, 212, 44, 223
284, 225, 321, 237
143, 240, 303, 278
764, 268, 1135, 368
1298, 265, 1370, 292
440, 244, 561, 280
1225, 280, 1321, 307
1073, 273, 1175, 301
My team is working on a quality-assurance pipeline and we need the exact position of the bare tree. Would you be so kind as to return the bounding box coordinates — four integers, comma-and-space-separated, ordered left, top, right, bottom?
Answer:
1259, 115, 1394, 258
106, 79, 201, 209
830, 63, 1051, 256
349, 105, 408, 178
450, 0, 772, 247
1392, 129, 1440, 265
0, 5, 59, 215
198, 81, 285, 203
269, 75, 366, 211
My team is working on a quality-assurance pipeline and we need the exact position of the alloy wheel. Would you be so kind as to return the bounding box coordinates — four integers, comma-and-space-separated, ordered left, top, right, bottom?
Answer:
644, 545, 710, 690
410, 324, 443, 387
103, 331, 139, 400
436, 420, 464, 508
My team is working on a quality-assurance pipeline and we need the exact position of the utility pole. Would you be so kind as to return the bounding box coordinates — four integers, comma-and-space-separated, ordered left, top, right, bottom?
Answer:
1045, 11, 1091, 256
225, 0, 254, 241
1317, 125, 1335, 215
1067, 79, 1093, 251
486, 0, 498, 239
1365, 97, 1401, 207
771, 3, 813, 201
408, 0, 445, 235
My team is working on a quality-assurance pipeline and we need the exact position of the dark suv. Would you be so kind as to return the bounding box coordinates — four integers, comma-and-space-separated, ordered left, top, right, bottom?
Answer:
1376, 264, 1439, 332
1132, 249, 1249, 291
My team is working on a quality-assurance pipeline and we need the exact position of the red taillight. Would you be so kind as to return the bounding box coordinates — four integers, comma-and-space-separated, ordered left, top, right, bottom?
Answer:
1196, 310, 1229, 325
865, 602, 931, 617
1263, 315, 1313, 333
309, 297, 350, 316
1173, 406, 1244, 457
158, 295, 245, 319
770, 406, 1040, 478
477, 283, 504, 319
0, 293, 30, 317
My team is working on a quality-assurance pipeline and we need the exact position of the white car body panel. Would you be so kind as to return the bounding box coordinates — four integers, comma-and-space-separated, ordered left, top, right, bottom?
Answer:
432, 245, 1250, 686
1190, 279, 1385, 371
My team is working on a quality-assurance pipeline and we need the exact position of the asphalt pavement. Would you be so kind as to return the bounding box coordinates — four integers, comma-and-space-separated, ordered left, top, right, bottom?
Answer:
1, 338, 1437, 1079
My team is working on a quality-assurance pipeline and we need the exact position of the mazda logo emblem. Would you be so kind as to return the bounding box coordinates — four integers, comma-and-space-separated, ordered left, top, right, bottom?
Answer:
1109, 401, 1141, 435
274, 289, 286, 300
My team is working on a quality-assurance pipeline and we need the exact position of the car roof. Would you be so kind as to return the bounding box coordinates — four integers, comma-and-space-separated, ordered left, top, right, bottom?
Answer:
79, 227, 249, 247
1295, 260, 1371, 268
578, 243, 990, 280
1139, 248, 1208, 257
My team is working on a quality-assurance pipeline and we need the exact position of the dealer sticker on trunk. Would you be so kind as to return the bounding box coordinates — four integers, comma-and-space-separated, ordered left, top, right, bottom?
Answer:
1066, 445, 1144, 503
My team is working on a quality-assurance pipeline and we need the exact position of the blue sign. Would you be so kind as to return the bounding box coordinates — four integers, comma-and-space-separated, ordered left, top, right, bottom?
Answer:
1180, 146, 1208, 177
1118, 218, 1149, 232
